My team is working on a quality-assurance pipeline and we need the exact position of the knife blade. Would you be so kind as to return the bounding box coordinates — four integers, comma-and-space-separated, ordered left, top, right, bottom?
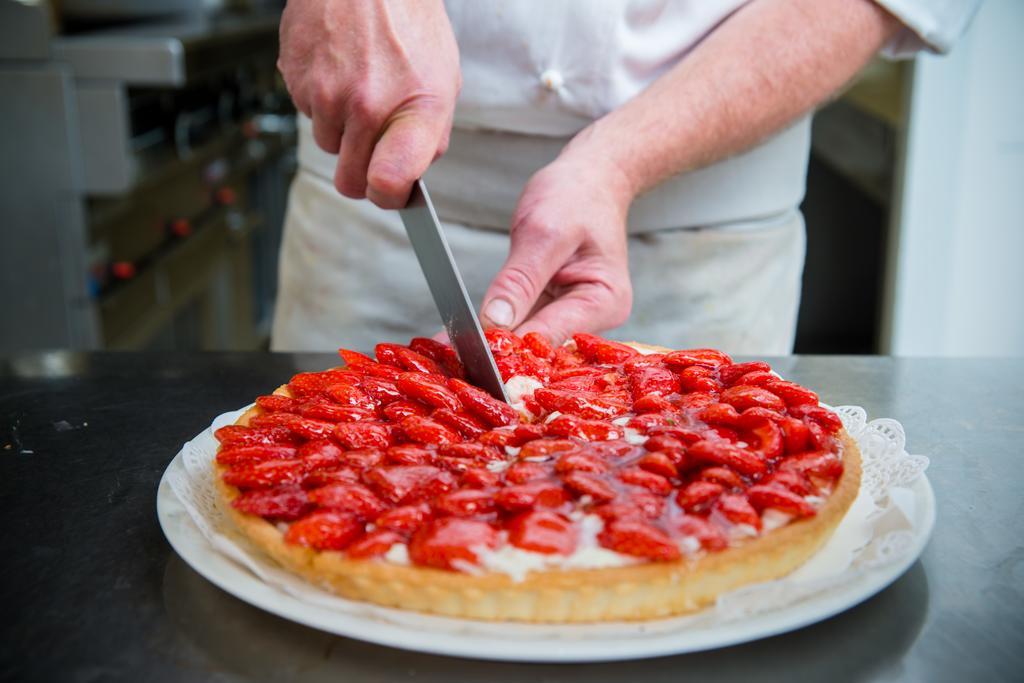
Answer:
399, 179, 510, 403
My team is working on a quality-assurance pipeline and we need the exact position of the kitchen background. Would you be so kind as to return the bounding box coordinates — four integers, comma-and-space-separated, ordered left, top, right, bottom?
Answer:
0, 0, 1020, 357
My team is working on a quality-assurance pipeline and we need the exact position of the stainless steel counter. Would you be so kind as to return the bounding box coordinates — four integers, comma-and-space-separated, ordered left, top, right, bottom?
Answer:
1, 353, 1021, 681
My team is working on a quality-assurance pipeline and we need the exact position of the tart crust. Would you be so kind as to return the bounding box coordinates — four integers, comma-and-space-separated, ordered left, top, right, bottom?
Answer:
213, 344, 862, 622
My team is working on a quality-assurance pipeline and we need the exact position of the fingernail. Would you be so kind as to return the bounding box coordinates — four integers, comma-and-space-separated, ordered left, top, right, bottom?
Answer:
483, 298, 514, 328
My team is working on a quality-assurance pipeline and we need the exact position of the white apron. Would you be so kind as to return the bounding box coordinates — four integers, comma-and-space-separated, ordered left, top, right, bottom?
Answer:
273, 0, 974, 353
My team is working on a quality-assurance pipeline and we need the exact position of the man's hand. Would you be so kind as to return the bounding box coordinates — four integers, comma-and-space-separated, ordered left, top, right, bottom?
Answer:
480, 151, 636, 346
481, 0, 901, 345
278, 0, 460, 208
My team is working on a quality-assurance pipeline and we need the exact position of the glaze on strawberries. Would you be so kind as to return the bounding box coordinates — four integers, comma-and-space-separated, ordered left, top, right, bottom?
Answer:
215, 332, 846, 573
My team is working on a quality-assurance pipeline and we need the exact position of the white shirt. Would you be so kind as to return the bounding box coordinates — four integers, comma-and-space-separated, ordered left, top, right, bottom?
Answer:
445, 0, 981, 137
298, 0, 981, 230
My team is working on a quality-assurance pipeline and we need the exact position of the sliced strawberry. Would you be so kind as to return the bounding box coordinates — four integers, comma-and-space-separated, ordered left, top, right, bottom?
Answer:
663, 348, 733, 369
632, 394, 675, 414
598, 489, 666, 521
522, 331, 554, 359
399, 415, 460, 445
339, 351, 403, 381
374, 503, 433, 533
715, 493, 762, 530
553, 450, 611, 474
734, 371, 776, 387
763, 469, 813, 496
699, 402, 742, 427
676, 480, 724, 513
572, 333, 637, 364
675, 391, 718, 411
617, 467, 672, 495
338, 348, 374, 366
627, 365, 680, 400
360, 377, 403, 405
223, 458, 306, 489
780, 450, 844, 480
699, 466, 745, 489
720, 385, 786, 413
688, 439, 767, 476
438, 442, 502, 461
504, 461, 549, 484
288, 370, 360, 398
255, 394, 300, 413
545, 414, 621, 441
494, 480, 570, 511
431, 408, 487, 439
284, 511, 363, 550
214, 425, 299, 447
747, 485, 816, 517
382, 400, 431, 422
324, 382, 377, 412
508, 511, 577, 555
718, 361, 772, 387
408, 518, 499, 570
460, 467, 501, 489
302, 466, 360, 488
409, 337, 465, 378
332, 421, 395, 450
231, 485, 312, 521
637, 451, 678, 478
433, 488, 497, 517
562, 471, 617, 502
742, 417, 784, 459
519, 438, 580, 460
533, 388, 629, 420
296, 438, 344, 471
598, 519, 680, 561
364, 465, 457, 504
288, 416, 337, 441
509, 423, 546, 446
309, 482, 387, 518
396, 372, 463, 412
552, 345, 585, 370
346, 529, 405, 559
298, 402, 376, 423
484, 329, 523, 356
340, 448, 384, 470
764, 379, 819, 407
675, 514, 728, 551
216, 444, 298, 466
646, 426, 704, 446
385, 444, 439, 466
678, 365, 720, 393
779, 416, 814, 453
477, 429, 515, 448
374, 342, 405, 368
447, 378, 519, 427
789, 404, 844, 433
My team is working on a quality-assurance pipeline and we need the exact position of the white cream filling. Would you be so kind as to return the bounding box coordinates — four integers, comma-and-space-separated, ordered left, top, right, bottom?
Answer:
384, 542, 410, 566
505, 375, 544, 418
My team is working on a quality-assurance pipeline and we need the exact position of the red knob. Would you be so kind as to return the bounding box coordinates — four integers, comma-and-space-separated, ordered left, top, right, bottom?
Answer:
215, 187, 237, 206
111, 261, 136, 280
169, 218, 192, 238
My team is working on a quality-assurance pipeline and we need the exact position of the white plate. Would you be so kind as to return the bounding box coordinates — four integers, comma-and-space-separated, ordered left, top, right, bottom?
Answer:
157, 450, 935, 663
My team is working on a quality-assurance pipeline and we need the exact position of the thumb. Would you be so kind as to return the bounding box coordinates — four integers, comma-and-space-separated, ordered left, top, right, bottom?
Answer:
366, 109, 445, 209
481, 223, 576, 330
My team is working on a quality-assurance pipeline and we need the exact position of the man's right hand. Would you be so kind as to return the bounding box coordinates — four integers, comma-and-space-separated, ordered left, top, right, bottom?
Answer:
278, 0, 460, 208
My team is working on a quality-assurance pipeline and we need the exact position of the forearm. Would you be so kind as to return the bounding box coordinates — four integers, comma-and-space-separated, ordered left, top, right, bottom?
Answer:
568, 0, 903, 199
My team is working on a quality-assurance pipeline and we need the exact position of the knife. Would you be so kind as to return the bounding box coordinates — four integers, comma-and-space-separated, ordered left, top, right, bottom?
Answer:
399, 179, 510, 403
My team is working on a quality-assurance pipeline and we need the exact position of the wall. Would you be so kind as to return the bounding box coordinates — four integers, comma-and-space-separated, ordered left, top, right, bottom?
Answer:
884, 0, 1024, 356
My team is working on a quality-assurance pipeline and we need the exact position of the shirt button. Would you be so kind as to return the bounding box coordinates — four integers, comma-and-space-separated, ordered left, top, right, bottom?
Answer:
540, 69, 564, 92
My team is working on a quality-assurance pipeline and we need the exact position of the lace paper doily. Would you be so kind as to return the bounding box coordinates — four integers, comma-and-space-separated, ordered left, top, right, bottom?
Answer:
165, 404, 929, 635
